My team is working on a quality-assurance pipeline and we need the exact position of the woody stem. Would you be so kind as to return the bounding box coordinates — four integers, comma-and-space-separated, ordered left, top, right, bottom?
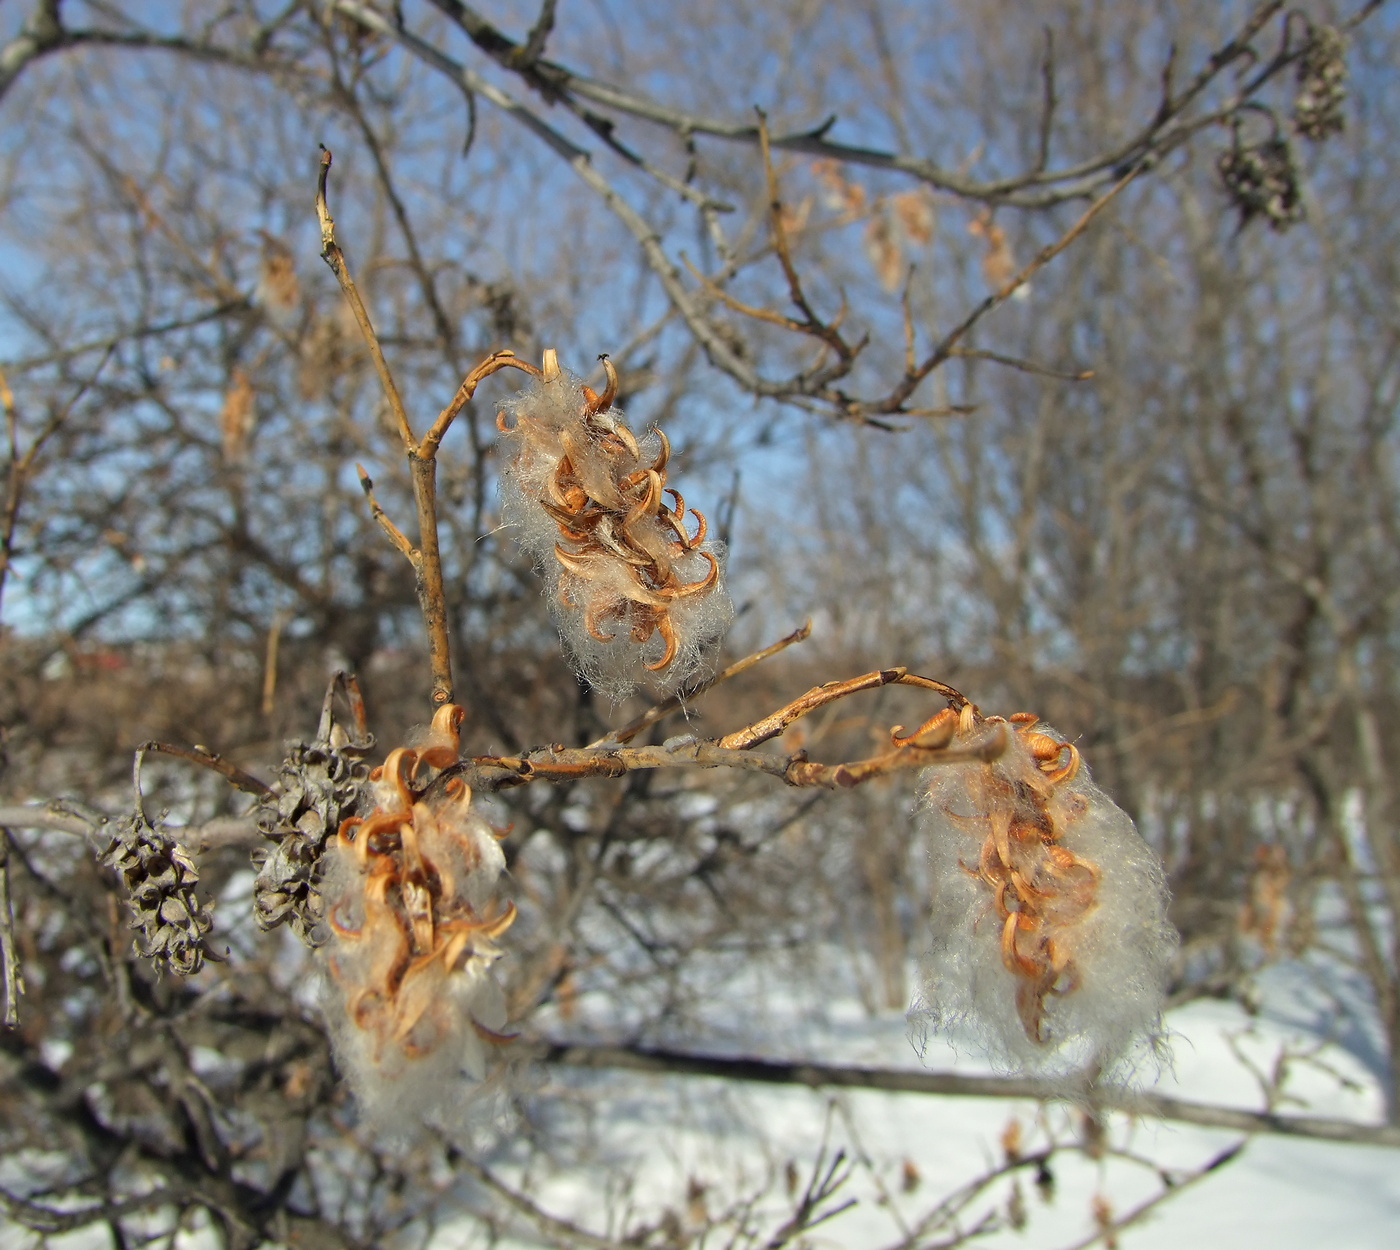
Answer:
410, 452, 454, 706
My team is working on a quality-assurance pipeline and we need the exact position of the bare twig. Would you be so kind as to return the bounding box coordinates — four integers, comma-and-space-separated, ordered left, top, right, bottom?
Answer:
0, 1, 315, 106
354, 464, 415, 559
873, 168, 1139, 415
592, 620, 814, 748
1053, 1142, 1246, 1250
540, 1043, 1400, 1148
0, 1183, 186, 1236
513, 0, 559, 70
0, 1, 63, 103
136, 741, 273, 798
0, 831, 23, 1026
317, 148, 535, 705
465, 669, 994, 791
315, 146, 414, 449
0, 805, 259, 853
948, 346, 1095, 382
1036, 27, 1058, 173
0, 354, 112, 620
764, 1126, 856, 1250
453, 1155, 633, 1250
260, 609, 289, 719
717, 667, 968, 751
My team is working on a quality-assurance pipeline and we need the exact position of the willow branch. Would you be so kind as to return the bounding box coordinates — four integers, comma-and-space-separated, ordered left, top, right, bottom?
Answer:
466, 671, 997, 792
420, 0, 1357, 208
873, 168, 1138, 415
316, 150, 443, 704
540, 1043, 1400, 1148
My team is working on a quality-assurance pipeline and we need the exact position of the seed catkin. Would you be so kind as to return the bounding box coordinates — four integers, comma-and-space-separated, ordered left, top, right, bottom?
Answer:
498, 355, 733, 700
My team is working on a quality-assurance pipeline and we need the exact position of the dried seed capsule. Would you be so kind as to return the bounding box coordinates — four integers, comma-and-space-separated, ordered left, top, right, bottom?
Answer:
1218, 132, 1303, 232
1294, 25, 1347, 141
317, 705, 516, 1133
253, 679, 375, 945
912, 715, 1176, 1080
498, 352, 733, 700
102, 814, 214, 977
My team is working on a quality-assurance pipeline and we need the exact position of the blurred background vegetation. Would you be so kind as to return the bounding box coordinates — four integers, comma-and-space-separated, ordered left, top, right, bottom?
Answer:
0, 2, 1396, 1246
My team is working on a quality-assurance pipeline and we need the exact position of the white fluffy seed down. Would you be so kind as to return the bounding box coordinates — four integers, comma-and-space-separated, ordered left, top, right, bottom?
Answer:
497, 365, 733, 700
911, 720, 1177, 1081
317, 715, 516, 1136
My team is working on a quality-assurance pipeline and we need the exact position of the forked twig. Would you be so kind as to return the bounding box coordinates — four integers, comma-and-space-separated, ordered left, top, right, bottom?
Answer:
316, 146, 535, 705
718, 667, 969, 751
453, 1155, 629, 1250
468, 669, 996, 792
137, 741, 273, 798
591, 619, 814, 747
875, 166, 1140, 415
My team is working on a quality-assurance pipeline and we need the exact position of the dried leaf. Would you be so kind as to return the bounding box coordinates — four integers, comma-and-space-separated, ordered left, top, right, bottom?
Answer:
969, 210, 1016, 290
864, 215, 904, 292
891, 190, 936, 245
811, 158, 868, 221
257, 232, 301, 313
220, 367, 255, 465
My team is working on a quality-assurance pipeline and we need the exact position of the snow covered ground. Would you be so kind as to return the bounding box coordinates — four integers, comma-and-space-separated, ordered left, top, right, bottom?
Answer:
7, 909, 1396, 1249
476, 950, 1400, 1250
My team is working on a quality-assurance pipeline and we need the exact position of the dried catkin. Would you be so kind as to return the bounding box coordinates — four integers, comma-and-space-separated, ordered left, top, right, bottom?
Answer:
497, 352, 733, 700
102, 813, 215, 977
912, 712, 1176, 1080
318, 705, 516, 1132
254, 720, 373, 946
1294, 24, 1347, 141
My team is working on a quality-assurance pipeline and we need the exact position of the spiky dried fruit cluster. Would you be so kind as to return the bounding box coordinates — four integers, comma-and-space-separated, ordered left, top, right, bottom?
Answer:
1218, 132, 1303, 232
254, 724, 374, 945
913, 709, 1176, 1078
498, 350, 733, 700
102, 814, 215, 977
318, 704, 515, 1129
1294, 24, 1347, 141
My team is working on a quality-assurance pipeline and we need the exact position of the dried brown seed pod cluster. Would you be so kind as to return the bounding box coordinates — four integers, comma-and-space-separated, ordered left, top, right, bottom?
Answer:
1294, 24, 1348, 141
1218, 130, 1303, 232
102, 813, 215, 977
318, 704, 516, 1128
498, 350, 733, 699
253, 677, 375, 944
914, 708, 1175, 1077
